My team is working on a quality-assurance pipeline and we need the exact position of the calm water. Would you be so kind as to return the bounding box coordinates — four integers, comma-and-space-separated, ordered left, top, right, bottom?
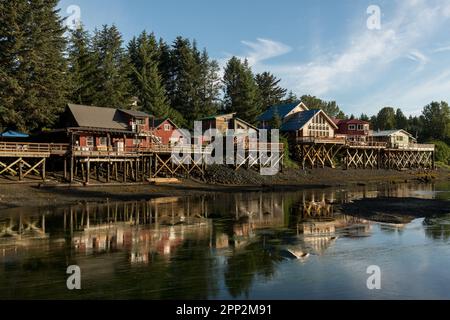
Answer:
1, 182, 450, 300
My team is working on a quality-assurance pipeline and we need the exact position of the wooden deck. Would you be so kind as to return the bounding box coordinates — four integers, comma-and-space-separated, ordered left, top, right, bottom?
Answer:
0, 142, 68, 157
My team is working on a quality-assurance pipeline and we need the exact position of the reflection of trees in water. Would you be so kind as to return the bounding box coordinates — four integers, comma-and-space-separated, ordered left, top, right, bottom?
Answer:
224, 237, 283, 298
159, 239, 219, 299
424, 215, 450, 240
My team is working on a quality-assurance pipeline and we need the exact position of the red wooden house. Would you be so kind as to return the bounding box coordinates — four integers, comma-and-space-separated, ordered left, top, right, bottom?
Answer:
152, 118, 184, 145
333, 119, 371, 142
55, 104, 182, 151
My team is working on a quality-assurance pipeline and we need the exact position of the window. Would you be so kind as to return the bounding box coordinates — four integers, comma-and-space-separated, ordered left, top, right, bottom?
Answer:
164, 124, 171, 131
98, 137, 107, 146
357, 124, 364, 131
307, 115, 330, 137
86, 136, 94, 147
396, 136, 404, 142
348, 125, 356, 130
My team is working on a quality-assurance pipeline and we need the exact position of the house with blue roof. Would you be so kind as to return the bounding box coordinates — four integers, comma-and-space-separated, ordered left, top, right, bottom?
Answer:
258, 101, 309, 129
257, 101, 338, 142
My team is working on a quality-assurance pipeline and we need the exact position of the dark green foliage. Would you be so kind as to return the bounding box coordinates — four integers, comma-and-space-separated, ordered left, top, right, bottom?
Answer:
128, 31, 170, 118
0, 0, 68, 132
430, 140, 450, 165
269, 107, 282, 129
67, 25, 97, 105
223, 57, 262, 124
91, 25, 131, 108
165, 37, 220, 125
395, 108, 408, 130
255, 72, 287, 110
421, 101, 450, 142
283, 91, 298, 104
374, 107, 396, 130
300, 95, 344, 118
360, 113, 370, 121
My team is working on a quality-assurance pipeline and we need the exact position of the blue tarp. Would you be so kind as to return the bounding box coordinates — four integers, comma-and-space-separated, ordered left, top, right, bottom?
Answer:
0, 130, 29, 138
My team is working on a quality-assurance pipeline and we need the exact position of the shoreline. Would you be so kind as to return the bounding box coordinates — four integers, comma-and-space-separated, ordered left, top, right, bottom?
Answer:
0, 166, 447, 211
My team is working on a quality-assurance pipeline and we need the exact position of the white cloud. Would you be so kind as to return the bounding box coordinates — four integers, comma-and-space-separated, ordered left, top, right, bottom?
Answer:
358, 69, 450, 115
433, 45, 450, 53
407, 50, 429, 71
223, 0, 450, 114
239, 38, 292, 66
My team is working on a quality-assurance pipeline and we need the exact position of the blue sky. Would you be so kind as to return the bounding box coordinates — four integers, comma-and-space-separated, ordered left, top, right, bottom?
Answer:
58, 0, 450, 116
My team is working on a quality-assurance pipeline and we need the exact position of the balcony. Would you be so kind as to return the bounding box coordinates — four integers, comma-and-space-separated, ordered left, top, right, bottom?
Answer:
394, 143, 435, 151
296, 136, 346, 145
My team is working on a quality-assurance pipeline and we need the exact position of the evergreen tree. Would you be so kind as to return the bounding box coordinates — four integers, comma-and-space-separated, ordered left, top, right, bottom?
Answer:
128, 31, 170, 118
223, 57, 261, 124
360, 113, 370, 121
421, 101, 450, 142
157, 38, 173, 98
300, 95, 343, 117
168, 37, 202, 124
91, 25, 131, 108
336, 111, 347, 119
375, 107, 396, 130
408, 115, 423, 140
370, 115, 378, 130
395, 108, 408, 129
196, 48, 221, 118
255, 72, 287, 110
283, 91, 299, 104
0, 0, 68, 132
67, 25, 97, 105
269, 107, 282, 129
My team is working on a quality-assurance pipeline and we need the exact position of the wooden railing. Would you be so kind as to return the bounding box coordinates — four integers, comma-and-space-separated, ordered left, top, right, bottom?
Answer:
396, 143, 435, 151
0, 142, 69, 155
347, 141, 387, 148
296, 136, 346, 144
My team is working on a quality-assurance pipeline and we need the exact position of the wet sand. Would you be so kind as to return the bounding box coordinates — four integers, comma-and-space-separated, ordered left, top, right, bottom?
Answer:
0, 167, 447, 210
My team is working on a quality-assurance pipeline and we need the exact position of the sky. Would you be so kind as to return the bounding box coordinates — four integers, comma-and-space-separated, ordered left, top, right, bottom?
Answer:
57, 0, 450, 117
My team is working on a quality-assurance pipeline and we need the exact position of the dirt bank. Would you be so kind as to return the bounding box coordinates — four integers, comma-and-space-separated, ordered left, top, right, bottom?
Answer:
0, 166, 447, 210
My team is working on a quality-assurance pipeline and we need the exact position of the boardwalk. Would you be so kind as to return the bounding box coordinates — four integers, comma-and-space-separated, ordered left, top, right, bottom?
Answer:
295, 137, 435, 170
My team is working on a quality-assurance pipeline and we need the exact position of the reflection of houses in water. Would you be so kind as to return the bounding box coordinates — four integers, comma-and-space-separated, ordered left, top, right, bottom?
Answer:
0, 213, 47, 241
297, 215, 372, 255
339, 183, 435, 204
299, 221, 337, 255
65, 198, 211, 264
0, 197, 212, 265
377, 183, 434, 199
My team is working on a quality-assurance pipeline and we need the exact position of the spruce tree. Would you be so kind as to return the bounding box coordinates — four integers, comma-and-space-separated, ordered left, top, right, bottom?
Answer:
283, 91, 299, 104
195, 47, 221, 118
0, 0, 68, 132
168, 37, 202, 124
157, 38, 173, 98
91, 25, 131, 108
128, 31, 170, 118
223, 57, 262, 124
67, 25, 97, 105
255, 71, 287, 110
